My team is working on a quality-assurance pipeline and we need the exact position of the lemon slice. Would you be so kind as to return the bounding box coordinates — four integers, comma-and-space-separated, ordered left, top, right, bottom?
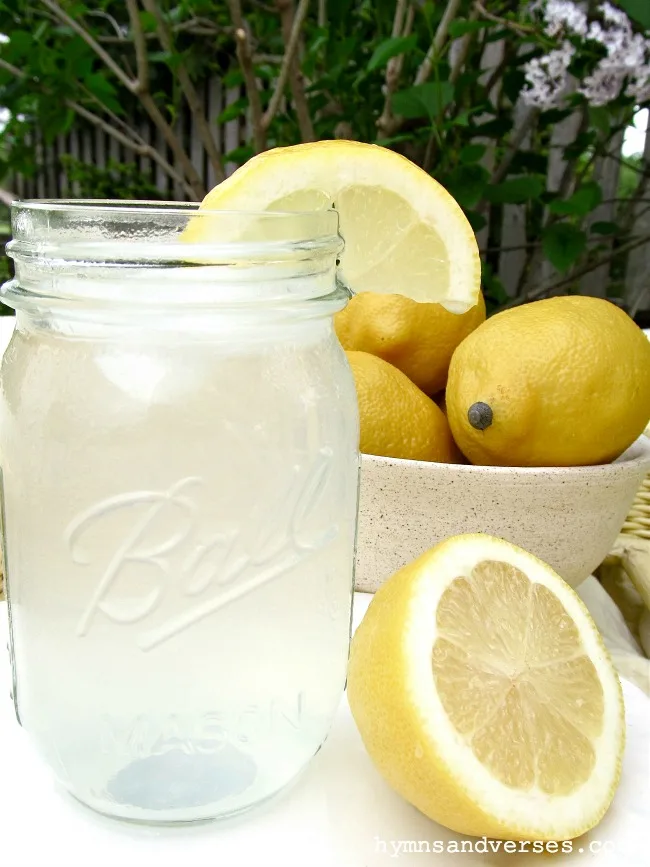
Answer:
189, 141, 480, 313
347, 534, 625, 841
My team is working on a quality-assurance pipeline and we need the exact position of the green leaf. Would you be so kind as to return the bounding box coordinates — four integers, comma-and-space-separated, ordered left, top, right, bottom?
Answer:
459, 143, 486, 163
548, 181, 603, 217
618, 0, 650, 29
225, 144, 254, 165
149, 50, 175, 65
539, 107, 575, 127
542, 224, 587, 272
448, 19, 492, 38
472, 116, 512, 138
33, 21, 47, 42
6, 30, 32, 59
83, 73, 123, 115
223, 68, 244, 88
591, 221, 620, 236
481, 260, 509, 309
484, 175, 544, 204
218, 97, 248, 124
451, 109, 473, 127
443, 164, 489, 209
589, 106, 611, 136
510, 151, 547, 174
392, 81, 454, 120
367, 35, 418, 71
465, 209, 487, 232
139, 11, 159, 32
374, 134, 413, 146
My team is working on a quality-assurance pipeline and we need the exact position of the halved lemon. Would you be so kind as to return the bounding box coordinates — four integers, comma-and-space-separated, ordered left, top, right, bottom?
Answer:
188, 141, 480, 313
347, 534, 625, 841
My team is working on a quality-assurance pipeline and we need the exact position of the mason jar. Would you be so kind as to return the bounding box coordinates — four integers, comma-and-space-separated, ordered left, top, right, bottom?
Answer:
0, 201, 359, 823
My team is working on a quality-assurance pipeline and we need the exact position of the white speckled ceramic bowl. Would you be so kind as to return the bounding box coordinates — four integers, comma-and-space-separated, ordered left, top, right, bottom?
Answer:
355, 435, 650, 592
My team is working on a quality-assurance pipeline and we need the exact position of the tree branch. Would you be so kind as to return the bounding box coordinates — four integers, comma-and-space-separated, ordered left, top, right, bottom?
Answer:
141, 0, 225, 181
227, 0, 266, 152
41, 0, 205, 197
415, 0, 463, 86
263, 0, 310, 131
40, 0, 135, 91
449, 7, 478, 84
318, 0, 327, 28
473, 0, 535, 38
476, 107, 540, 215
139, 94, 207, 198
0, 57, 197, 199
482, 43, 512, 97
70, 101, 196, 198
376, 0, 411, 136
503, 231, 650, 309
85, 9, 124, 39
126, 0, 149, 94
276, 0, 315, 142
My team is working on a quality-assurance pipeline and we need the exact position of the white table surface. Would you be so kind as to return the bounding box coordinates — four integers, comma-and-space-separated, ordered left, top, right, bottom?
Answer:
1, 596, 650, 867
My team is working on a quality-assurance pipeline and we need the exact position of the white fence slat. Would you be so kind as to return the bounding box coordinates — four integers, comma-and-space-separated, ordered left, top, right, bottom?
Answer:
475, 39, 505, 252
191, 87, 205, 185
172, 113, 185, 202
225, 86, 241, 177
95, 123, 106, 170
138, 117, 151, 180
579, 126, 624, 297
626, 121, 650, 314
154, 125, 167, 194
498, 98, 532, 297
207, 78, 222, 188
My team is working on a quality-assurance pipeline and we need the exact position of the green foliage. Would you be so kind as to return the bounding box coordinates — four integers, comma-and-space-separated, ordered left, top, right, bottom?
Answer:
391, 82, 455, 120
619, 0, 650, 29
367, 36, 418, 71
59, 157, 166, 200
542, 224, 588, 273
0, 0, 648, 311
548, 182, 603, 217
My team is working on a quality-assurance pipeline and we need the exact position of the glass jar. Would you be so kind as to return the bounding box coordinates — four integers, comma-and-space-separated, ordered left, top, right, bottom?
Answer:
0, 201, 359, 823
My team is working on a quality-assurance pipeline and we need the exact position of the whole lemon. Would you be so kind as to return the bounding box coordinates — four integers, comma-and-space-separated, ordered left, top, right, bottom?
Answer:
335, 292, 486, 395
446, 296, 650, 467
346, 350, 459, 462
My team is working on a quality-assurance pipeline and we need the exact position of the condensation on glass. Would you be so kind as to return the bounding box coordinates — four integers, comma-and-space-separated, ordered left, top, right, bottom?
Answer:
0, 201, 360, 823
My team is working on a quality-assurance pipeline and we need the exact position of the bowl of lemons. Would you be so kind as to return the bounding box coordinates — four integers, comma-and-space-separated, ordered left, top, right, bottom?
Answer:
188, 135, 650, 594
338, 292, 650, 592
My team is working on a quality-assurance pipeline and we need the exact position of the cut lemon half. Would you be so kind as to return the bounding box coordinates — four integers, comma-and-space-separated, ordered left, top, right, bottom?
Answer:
187, 141, 480, 313
347, 534, 625, 841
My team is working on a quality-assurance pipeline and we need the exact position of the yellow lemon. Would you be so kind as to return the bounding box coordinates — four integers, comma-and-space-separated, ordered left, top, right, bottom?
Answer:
347, 534, 625, 841
186, 140, 480, 313
446, 296, 650, 467
335, 291, 486, 395
346, 350, 458, 462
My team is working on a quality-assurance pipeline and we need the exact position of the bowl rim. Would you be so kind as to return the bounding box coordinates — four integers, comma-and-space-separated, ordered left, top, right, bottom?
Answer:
361, 434, 650, 475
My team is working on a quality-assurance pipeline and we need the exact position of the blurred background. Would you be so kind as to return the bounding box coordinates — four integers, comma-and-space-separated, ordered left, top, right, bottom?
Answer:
1, 0, 649, 318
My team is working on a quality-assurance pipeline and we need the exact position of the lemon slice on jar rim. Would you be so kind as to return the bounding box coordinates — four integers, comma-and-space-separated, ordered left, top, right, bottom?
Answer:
183, 140, 481, 314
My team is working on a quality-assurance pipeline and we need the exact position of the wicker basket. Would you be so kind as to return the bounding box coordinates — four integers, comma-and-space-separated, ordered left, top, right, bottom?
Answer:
596, 428, 650, 660
621, 474, 650, 539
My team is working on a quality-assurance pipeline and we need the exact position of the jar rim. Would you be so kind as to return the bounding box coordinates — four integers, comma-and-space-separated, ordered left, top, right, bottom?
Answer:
12, 199, 338, 221
8, 199, 342, 261
3, 199, 348, 315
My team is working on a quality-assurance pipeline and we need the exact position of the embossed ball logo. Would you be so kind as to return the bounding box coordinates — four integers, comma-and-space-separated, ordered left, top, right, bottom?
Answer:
65, 448, 338, 651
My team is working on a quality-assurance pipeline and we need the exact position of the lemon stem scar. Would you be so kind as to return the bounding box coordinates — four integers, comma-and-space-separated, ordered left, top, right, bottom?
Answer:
468, 402, 493, 431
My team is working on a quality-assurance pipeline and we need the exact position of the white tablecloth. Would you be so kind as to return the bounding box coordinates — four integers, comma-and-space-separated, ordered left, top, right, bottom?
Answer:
1, 595, 650, 867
